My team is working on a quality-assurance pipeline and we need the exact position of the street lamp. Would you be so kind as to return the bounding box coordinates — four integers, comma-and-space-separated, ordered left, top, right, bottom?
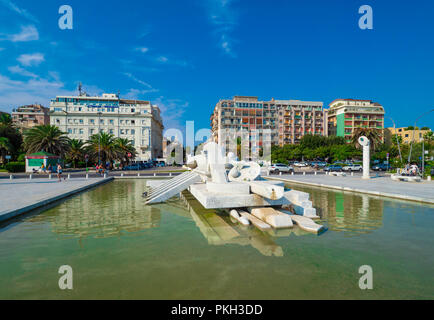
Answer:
408, 108, 434, 165
388, 117, 402, 164
97, 111, 102, 165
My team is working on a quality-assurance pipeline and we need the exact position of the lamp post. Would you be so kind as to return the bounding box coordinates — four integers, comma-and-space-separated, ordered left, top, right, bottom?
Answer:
97, 111, 102, 165
408, 109, 434, 165
388, 117, 402, 165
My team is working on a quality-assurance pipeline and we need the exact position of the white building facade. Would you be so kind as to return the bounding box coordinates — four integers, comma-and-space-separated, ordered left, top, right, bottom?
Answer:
50, 93, 164, 161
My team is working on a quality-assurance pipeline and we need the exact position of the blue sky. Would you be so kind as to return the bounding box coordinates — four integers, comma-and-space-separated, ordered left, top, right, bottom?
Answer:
0, 0, 433, 133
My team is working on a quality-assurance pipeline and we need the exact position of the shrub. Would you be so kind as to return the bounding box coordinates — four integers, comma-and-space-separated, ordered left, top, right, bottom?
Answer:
5, 161, 25, 173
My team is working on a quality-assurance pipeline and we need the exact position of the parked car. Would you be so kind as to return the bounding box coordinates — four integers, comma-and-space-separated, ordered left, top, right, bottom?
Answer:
342, 164, 363, 172
139, 162, 152, 169
324, 165, 342, 172
293, 162, 308, 167
372, 163, 390, 171
122, 164, 141, 171
269, 163, 294, 174
156, 161, 166, 167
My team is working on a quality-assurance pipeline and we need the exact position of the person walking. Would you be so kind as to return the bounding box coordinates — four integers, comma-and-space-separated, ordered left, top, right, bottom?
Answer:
57, 164, 63, 182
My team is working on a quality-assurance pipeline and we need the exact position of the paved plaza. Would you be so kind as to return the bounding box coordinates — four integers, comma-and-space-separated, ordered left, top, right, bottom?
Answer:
267, 174, 434, 205
0, 177, 113, 222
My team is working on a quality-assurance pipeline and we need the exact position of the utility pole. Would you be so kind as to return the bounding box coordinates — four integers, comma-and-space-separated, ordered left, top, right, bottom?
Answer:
422, 140, 425, 177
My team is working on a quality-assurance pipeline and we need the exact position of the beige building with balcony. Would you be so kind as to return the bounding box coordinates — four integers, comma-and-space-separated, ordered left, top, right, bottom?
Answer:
385, 127, 432, 144
50, 93, 163, 161
327, 99, 385, 143
12, 104, 50, 131
210, 96, 328, 155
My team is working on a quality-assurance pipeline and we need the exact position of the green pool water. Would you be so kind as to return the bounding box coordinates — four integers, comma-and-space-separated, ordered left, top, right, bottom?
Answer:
0, 179, 433, 299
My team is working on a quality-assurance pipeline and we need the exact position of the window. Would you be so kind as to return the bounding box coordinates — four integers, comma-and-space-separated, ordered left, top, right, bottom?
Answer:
68, 128, 72, 134
131, 129, 135, 134
79, 119, 83, 124
79, 129, 84, 134
131, 120, 135, 125
131, 108, 135, 113
109, 129, 114, 134
109, 119, 114, 124
90, 119, 95, 124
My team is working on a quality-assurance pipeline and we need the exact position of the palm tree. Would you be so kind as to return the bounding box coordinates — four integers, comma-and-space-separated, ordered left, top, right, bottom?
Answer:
351, 128, 383, 151
0, 137, 12, 164
86, 132, 121, 165
0, 113, 22, 157
424, 131, 433, 144
0, 113, 12, 126
115, 137, 137, 166
23, 125, 70, 156
67, 139, 85, 168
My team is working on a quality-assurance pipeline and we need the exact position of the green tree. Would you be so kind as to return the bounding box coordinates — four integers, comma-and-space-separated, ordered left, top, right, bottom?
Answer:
86, 132, 121, 164
23, 125, 70, 156
115, 137, 137, 166
351, 128, 383, 151
0, 113, 22, 160
66, 139, 85, 168
0, 137, 12, 164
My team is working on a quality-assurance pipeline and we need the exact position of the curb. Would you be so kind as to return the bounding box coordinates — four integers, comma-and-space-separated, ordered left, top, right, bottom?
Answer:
0, 177, 114, 223
266, 177, 434, 205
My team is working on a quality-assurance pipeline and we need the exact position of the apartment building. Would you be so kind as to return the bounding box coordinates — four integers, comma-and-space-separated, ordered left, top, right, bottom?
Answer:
276, 99, 327, 145
50, 93, 164, 161
12, 104, 50, 131
327, 99, 385, 143
210, 96, 328, 155
385, 127, 431, 144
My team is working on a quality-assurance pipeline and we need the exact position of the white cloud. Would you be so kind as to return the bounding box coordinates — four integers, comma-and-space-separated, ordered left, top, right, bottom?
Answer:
123, 72, 157, 91
17, 53, 44, 66
8, 65, 38, 78
0, 0, 38, 23
0, 74, 75, 111
154, 96, 189, 131
135, 47, 149, 53
155, 55, 189, 67
156, 56, 169, 63
203, 0, 237, 57
1, 25, 39, 42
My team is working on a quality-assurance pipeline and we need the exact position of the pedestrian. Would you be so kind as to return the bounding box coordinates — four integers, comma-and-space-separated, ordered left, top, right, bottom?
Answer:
57, 164, 63, 182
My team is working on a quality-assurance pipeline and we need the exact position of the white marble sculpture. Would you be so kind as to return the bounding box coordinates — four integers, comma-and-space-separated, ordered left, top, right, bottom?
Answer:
358, 136, 371, 179
147, 141, 323, 233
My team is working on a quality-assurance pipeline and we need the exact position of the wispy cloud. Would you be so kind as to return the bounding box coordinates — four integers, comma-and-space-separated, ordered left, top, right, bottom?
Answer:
203, 0, 238, 57
17, 53, 44, 66
8, 65, 38, 78
154, 96, 189, 131
122, 72, 159, 99
135, 47, 149, 53
155, 55, 189, 67
0, 74, 75, 110
0, 25, 39, 42
0, 0, 38, 23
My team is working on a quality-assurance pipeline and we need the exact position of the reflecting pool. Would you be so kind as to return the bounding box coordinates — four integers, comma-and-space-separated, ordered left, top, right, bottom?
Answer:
0, 179, 433, 299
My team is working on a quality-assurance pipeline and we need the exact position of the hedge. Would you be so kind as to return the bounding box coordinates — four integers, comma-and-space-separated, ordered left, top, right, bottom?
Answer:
5, 162, 25, 173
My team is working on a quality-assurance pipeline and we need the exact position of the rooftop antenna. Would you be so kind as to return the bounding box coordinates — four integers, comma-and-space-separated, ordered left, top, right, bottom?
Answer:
117, 90, 120, 99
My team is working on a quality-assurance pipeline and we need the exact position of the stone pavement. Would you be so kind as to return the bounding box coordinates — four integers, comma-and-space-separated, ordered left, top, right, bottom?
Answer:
0, 177, 113, 222
267, 174, 434, 205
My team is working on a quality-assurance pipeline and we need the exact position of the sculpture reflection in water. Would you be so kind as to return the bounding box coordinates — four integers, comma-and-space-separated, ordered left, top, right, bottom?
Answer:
179, 191, 309, 257
27, 181, 162, 240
